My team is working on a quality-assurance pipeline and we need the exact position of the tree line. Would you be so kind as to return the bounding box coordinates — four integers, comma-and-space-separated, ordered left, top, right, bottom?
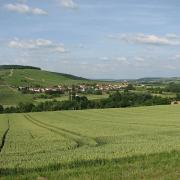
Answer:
0, 65, 41, 70
0, 91, 171, 114
148, 82, 180, 93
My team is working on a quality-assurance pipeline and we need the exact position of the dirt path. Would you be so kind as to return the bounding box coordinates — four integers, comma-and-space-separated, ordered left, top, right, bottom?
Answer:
24, 76, 34, 81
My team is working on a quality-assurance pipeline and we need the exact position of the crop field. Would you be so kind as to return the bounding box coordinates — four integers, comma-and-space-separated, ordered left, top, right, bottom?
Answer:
0, 116, 9, 150
1, 105, 180, 179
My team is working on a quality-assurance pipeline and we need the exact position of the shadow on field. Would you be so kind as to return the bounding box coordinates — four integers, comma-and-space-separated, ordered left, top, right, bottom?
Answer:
0, 150, 180, 177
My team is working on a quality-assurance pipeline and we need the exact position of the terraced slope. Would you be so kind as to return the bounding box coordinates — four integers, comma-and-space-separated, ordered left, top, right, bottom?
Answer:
1, 105, 180, 179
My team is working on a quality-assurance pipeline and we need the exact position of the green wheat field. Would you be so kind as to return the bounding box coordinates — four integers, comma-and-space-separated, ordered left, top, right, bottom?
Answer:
1, 105, 180, 179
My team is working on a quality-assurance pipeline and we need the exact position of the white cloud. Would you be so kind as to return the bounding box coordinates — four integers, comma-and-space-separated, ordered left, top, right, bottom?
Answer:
174, 55, 180, 60
53, 46, 68, 53
115, 57, 130, 65
8, 39, 52, 49
100, 56, 109, 61
166, 34, 179, 39
134, 57, 145, 62
8, 38, 68, 53
99, 56, 130, 65
109, 33, 180, 46
4, 3, 47, 15
58, 0, 76, 8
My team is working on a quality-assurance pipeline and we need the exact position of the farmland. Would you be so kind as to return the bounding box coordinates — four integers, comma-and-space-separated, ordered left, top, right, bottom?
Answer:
1, 105, 180, 179
0, 68, 89, 106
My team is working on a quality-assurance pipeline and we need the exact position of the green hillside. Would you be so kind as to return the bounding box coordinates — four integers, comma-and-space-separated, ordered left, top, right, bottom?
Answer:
0, 65, 90, 106
0, 66, 88, 87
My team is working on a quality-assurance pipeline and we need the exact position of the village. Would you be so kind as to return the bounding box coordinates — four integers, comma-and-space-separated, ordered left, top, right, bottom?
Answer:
18, 83, 129, 94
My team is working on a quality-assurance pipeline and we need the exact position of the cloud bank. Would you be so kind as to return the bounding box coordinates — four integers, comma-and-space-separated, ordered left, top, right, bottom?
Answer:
109, 33, 180, 46
58, 0, 76, 8
8, 39, 68, 53
4, 3, 47, 15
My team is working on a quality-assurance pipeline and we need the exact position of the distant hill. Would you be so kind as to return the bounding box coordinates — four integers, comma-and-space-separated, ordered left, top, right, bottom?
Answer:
136, 77, 180, 84
0, 65, 89, 87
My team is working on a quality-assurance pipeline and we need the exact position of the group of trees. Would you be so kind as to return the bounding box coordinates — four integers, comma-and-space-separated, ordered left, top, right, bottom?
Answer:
0, 105, 4, 113
0, 91, 171, 114
165, 82, 180, 93
124, 84, 135, 91
145, 83, 180, 94
108, 91, 170, 107
147, 87, 163, 94
0, 65, 41, 70
82, 88, 103, 95
34, 93, 64, 100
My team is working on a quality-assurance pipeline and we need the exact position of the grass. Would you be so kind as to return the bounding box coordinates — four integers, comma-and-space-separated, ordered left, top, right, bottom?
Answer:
0, 86, 33, 106
35, 93, 109, 103
85, 94, 109, 100
152, 92, 176, 98
1, 105, 180, 179
0, 69, 91, 87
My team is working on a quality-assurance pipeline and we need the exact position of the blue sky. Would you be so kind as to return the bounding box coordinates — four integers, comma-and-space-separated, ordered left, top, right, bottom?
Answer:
0, 0, 180, 79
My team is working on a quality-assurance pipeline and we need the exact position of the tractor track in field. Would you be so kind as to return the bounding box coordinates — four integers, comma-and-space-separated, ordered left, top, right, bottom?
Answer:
24, 115, 80, 148
25, 114, 91, 139
0, 117, 10, 153
24, 114, 99, 149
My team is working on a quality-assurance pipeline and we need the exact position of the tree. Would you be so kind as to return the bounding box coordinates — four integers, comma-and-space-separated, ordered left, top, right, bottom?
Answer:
165, 83, 180, 93
0, 105, 4, 113
94, 90, 102, 95
125, 84, 135, 91
176, 93, 180, 100
18, 103, 35, 112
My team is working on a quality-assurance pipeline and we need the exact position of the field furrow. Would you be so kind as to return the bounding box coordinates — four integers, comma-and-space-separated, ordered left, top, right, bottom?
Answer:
0, 115, 9, 152
25, 114, 98, 147
0, 119, 9, 153
0, 114, 77, 161
24, 114, 80, 148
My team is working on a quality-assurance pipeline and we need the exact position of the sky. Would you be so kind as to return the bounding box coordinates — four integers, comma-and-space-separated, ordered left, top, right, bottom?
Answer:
0, 0, 180, 79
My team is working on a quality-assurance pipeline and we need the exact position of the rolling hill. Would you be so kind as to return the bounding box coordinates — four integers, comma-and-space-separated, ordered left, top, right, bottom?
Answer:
0, 65, 88, 87
0, 65, 90, 106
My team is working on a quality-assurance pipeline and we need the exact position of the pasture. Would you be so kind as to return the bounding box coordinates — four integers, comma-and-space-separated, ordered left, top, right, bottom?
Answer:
1, 105, 180, 179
